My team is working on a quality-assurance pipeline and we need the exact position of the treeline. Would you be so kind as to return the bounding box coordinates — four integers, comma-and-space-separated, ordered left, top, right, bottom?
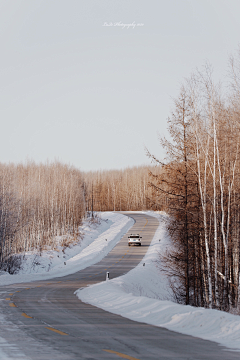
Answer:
0, 161, 85, 272
83, 166, 161, 212
148, 59, 240, 312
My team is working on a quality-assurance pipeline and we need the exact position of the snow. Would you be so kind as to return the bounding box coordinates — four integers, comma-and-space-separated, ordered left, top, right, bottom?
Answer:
0, 212, 134, 286
76, 211, 240, 352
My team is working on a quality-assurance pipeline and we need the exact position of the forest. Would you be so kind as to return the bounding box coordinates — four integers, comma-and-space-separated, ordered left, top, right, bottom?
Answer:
148, 56, 240, 312
0, 162, 85, 272
0, 161, 157, 273
84, 165, 161, 212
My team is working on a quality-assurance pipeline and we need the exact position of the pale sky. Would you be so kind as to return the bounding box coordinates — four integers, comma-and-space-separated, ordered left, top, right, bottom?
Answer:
1, 0, 240, 171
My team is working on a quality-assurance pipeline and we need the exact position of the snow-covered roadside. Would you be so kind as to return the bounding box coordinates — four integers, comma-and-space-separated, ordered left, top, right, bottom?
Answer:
76, 211, 240, 351
0, 212, 134, 286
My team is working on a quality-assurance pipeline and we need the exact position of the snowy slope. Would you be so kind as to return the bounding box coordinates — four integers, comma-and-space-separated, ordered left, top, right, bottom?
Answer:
76, 211, 240, 352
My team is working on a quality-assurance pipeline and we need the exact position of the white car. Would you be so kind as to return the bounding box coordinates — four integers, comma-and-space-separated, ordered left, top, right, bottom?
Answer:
128, 234, 142, 246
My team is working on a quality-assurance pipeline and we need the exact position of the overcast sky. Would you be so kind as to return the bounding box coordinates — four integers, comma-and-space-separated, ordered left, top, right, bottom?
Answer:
1, 0, 240, 171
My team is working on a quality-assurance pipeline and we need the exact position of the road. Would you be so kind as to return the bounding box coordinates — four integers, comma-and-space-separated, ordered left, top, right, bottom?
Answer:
0, 212, 239, 360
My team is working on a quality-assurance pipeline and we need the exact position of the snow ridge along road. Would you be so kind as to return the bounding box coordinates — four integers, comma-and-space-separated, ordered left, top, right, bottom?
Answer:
0, 212, 239, 359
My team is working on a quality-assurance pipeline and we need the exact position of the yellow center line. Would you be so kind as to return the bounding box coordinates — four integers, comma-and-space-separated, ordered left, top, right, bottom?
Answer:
15, 291, 20, 293
5, 298, 11, 301
139, 218, 148, 233
25, 288, 30, 290
9, 293, 13, 295
103, 349, 140, 360
9, 303, 16, 307
143, 218, 148, 228
45, 327, 68, 336
22, 312, 32, 319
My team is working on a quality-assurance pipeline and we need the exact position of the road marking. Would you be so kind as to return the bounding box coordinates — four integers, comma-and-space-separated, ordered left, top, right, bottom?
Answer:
9, 293, 13, 295
25, 288, 30, 290
22, 312, 32, 319
45, 327, 68, 335
5, 298, 11, 301
9, 303, 16, 307
140, 218, 148, 232
16, 291, 20, 292
103, 349, 140, 360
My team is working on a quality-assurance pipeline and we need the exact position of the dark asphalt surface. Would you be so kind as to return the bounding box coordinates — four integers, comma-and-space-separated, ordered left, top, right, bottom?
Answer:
0, 212, 239, 360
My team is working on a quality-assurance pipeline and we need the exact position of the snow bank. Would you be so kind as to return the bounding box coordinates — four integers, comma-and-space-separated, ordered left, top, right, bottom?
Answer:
76, 211, 240, 351
0, 212, 134, 286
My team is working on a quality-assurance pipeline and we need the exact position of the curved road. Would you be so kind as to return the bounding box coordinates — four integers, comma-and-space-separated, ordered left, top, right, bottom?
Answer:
0, 213, 239, 360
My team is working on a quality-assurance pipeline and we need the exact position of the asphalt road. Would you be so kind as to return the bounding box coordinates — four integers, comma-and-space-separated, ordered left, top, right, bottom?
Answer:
0, 213, 239, 360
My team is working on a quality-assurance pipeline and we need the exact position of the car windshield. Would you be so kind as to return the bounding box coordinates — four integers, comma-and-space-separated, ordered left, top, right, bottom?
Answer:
129, 236, 140, 238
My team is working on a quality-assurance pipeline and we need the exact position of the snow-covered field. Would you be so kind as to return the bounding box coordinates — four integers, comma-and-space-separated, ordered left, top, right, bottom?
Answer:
0, 212, 134, 286
76, 211, 240, 352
